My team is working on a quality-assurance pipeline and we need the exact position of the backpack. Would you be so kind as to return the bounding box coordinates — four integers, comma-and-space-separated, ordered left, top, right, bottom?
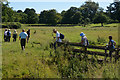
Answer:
60, 33, 64, 39
7, 31, 10, 36
108, 40, 115, 49
87, 39, 89, 45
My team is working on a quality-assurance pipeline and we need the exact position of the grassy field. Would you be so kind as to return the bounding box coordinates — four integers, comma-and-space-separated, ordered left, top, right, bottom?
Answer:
2, 23, 120, 78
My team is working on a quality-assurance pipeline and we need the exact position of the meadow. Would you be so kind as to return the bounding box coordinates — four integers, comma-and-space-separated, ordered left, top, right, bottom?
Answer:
1, 23, 120, 78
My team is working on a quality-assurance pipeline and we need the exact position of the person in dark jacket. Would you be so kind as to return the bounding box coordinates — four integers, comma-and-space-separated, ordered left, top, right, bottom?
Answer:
27, 29, 30, 43
7, 29, 11, 42
13, 30, 18, 42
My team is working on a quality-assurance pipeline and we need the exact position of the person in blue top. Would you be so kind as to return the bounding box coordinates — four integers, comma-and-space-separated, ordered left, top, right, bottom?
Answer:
108, 36, 116, 61
19, 29, 28, 50
7, 29, 11, 42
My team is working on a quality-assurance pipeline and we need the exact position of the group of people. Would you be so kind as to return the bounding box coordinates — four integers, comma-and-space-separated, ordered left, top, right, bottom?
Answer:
4, 29, 12, 42
53, 29, 116, 61
4, 29, 18, 42
4, 28, 116, 60
4, 29, 30, 50
52, 29, 89, 48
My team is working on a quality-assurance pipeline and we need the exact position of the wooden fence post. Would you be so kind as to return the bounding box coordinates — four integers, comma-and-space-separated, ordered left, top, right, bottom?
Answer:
84, 46, 88, 59
115, 48, 119, 62
104, 48, 107, 62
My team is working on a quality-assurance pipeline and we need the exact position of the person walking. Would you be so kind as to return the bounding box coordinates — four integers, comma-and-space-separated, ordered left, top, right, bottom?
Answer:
53, 29, 62, 49
7, 29, 11, 42
19, 29, 28, 50
108, 36, 116, 61
27, 29, 30, 43
13, 30, 18, 42
4, 29, 8, 42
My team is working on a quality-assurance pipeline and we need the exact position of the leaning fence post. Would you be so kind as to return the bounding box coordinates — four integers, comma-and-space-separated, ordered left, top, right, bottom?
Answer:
84, 45, 88, 60
104, 46, 107, 62
115, 48, 119, 62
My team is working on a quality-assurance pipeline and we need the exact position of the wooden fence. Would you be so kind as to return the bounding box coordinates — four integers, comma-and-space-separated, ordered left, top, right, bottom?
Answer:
33, 41, 120, 62
59, 42, 120, 62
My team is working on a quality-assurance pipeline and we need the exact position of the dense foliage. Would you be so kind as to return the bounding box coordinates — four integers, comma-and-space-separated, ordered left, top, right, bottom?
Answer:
2, 1, 120, 26
2, 22, 21, 29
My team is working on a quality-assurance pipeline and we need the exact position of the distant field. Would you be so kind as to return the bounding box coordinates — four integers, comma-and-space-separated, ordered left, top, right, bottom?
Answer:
2, 24, 120, 78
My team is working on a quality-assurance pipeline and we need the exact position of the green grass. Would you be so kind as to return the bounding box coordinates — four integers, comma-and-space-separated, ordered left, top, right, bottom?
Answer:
1, 24, 120, 78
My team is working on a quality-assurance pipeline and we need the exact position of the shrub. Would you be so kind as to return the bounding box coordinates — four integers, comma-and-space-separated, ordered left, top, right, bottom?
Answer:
1, 24, 7, 28
89, 40, 96, 45
48, 42, 89, 78
6, 22, 21, 29
97, 36, 107, 45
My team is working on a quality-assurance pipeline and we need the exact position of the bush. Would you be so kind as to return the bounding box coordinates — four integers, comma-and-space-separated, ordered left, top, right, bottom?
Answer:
1, 24, 7, 28
5, 22, 21, 29
89, 40, 96, 45
97, 36, 107, 45
48, 42, 89, 78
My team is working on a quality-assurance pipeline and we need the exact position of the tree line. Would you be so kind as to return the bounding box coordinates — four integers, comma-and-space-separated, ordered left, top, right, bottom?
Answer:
2, 1, 120, 26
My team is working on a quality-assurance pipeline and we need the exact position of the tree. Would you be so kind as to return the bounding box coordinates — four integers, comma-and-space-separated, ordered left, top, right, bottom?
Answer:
18, 13, 28, 24
46, 9, 58, 25
61, 10, 66, 17
24, 8, 39, 24
93, 13, 109, 27
39, 9, 61, 25
80, 1, 99, 22
71, 12, 83, 24
17, 10, 22, 13
2, 2, 16, 22
56, 13, 62, 24
61, 7, 79, 24
107, 1, 120, 22
39, 10, 48, 24
81, 18, 90, 27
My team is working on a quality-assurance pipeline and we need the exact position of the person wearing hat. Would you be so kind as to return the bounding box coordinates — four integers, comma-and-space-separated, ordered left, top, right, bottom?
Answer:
4, 29, 8, 42
53, 29, 62, 49
108, 36, 116, 61
80, 32, 88, 51
7, 29, 11, 42
13, 30, 18, 42
19, 29, 28, 50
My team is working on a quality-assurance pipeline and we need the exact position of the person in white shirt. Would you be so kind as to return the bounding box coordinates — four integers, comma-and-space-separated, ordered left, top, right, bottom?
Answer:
53, 29, 62, 49
80, 32, 87, 46
19, 29, 28, 50
4, 29, 8, 42
80, 32, 88, 51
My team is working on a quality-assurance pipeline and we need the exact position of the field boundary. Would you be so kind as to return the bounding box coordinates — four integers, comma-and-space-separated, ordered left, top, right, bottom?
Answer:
59, 42, 120, 62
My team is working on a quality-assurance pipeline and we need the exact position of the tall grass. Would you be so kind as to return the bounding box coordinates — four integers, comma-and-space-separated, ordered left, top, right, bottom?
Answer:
2, 25, 119, 78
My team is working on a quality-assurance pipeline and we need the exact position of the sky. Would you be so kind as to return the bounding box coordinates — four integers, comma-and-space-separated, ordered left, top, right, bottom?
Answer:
8, 0, 115, 13
8, 0, 113, 2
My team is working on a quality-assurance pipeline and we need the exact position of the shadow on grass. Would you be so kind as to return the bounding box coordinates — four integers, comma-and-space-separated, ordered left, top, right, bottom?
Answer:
92, 26, 110, 28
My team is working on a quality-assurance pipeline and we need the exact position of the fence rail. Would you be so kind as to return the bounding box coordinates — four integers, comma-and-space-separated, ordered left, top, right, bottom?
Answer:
59, 42, 120, 62
60, 42, 118, 50
33, 41, 120, 62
